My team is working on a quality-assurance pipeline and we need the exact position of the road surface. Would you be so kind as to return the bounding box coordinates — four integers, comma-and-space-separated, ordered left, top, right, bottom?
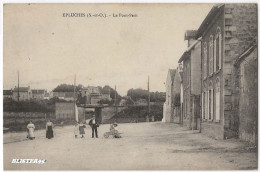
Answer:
4, 122, 257, 170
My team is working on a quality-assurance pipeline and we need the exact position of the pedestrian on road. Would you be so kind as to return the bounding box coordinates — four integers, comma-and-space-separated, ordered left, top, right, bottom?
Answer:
89, 115, 99, 138
79, 121, 86, 138
74, 122, 80, 138
27, 121, 35, 140
46, 119, 54, 139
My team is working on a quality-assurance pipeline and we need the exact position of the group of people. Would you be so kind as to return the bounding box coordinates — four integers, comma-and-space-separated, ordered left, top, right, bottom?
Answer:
26, 119, 54, 140
74, 115, 99, 138
26, 115, 101, 140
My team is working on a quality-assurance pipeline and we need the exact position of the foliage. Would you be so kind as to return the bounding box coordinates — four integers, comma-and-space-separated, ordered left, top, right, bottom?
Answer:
53, 84, 83, 92
3, 99, 55, 112
127, 88, 166, 102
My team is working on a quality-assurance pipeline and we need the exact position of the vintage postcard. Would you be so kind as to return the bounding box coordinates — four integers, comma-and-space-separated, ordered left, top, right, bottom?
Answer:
3, 3, 258, 170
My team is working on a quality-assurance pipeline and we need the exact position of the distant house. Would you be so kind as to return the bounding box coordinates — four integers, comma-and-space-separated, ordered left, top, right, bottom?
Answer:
32, 89, 46, 100
162, 69, 176, 122
178, 30, 201, 130
3, 89, 13, 99
44, 92, 50, 100
53, 92, 77, 101
12, 86, 32, 101
172, 64, 183, 124
80, 86, 111, 104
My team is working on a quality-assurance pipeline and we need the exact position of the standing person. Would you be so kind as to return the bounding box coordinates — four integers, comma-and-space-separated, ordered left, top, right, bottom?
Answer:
79, 122, 86, 138
46, 119, 54, 139
89, 115, 99, 138
27, 121, 35, 140
74, 122, 80, 138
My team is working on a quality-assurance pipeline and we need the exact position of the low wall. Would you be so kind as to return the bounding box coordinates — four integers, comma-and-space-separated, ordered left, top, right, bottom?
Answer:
201, 122, 224, 140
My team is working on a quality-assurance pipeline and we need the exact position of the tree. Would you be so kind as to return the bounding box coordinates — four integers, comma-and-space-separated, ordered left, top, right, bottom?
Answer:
53, 84, 83, 92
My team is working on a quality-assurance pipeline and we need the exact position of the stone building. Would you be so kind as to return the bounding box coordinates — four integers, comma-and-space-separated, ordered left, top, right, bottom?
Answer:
196, 4, 257, 139
12, 86, 32, 101
178, 31, 201, 130
234, 43, 257, 144
31, 89, 46, 100
162, 69, 176, 122
172, 65, 183, 123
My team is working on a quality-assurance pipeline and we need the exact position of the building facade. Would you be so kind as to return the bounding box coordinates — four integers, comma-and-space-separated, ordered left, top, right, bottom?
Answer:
178, 31, 201, 130
197, 4, 257, 139
32, 89, 46, 100
162, 69, 176, 122
172, 65, 182, 123
12, 86, 32, 101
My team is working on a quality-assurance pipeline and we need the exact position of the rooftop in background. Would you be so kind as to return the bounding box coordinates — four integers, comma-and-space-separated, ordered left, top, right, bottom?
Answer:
3, 90, 12, 95
13, 86, 30, 92
31, 89, 46, 94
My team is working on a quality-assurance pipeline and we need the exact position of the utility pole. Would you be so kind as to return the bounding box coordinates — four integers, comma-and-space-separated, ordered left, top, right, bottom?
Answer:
17, 71, 20, 102
146, 76, 150, 122
115, 85, 118, 114
73, 75, 78, 122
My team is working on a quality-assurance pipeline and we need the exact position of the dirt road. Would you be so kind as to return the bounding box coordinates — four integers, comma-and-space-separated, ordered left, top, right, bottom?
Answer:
3, 122, 257, 170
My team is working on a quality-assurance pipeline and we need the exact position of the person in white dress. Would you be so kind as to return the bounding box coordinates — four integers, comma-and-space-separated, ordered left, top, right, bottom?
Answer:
27, 121, 35, 140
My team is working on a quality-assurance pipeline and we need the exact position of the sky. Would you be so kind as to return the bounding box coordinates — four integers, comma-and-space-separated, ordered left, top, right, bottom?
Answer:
3, 3, 213, 95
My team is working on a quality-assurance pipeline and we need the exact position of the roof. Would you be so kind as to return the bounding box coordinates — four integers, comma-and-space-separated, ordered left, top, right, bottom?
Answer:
32, 89, 45, 94
169, 69, 177, 83
3, 90, 12, 95
185, 30, 197, 40
13, 87, 30, 92
65, 92, 76, 98
196, 4, 224, 39
178, 38, 201, 63
234, 42, 257, 66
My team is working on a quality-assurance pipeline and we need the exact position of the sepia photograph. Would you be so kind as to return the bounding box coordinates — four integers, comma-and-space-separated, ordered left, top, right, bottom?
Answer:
2, 2, 258, 170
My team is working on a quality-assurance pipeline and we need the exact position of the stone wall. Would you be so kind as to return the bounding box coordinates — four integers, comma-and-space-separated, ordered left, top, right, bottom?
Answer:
223, 4, 258, 139
238, 48, 257, 144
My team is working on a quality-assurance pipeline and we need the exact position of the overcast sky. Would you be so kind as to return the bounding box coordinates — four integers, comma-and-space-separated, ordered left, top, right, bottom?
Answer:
3, 3, 213, 95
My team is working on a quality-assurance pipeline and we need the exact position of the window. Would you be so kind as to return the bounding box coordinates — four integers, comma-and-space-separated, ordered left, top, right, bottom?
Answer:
215, 78, 220, 122
203, 42, 208, 79
208, 82, 213, 121
209, 35, 214, 75
215, 27, 222, 71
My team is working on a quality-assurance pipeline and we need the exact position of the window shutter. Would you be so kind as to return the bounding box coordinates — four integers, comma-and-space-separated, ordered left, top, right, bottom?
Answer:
207, 90, 209, 120
211, 89, 213, 120
202, 92, 204, 119
216, 91, 220, 121
219, 34, 222, 69
214, 39, 216, 72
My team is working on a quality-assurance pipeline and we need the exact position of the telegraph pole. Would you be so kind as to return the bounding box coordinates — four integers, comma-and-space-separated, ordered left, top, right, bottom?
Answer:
115, 85, 118, 114
146, 76, 150, 122
73, 75, 78, 122
17, 71, 20, 102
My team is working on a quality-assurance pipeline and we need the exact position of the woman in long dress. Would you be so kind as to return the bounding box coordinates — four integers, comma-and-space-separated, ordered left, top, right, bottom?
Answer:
27, 121, 35, 140
46, 119, 54, 139
79, 122, 86, 138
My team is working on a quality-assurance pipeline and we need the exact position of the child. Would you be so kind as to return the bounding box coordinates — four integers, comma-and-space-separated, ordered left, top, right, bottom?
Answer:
74, 122, 79, 138
79, 122, 86, 138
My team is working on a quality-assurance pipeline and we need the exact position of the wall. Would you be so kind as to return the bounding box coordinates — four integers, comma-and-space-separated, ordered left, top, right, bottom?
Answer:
200, 6, 225, 138
55, 102, 75, 119
223, 4, 258, 139
238, 48, 257, 144
162, 70, 173, 122
183, 56, 191, 129
191, 42, 202, 95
